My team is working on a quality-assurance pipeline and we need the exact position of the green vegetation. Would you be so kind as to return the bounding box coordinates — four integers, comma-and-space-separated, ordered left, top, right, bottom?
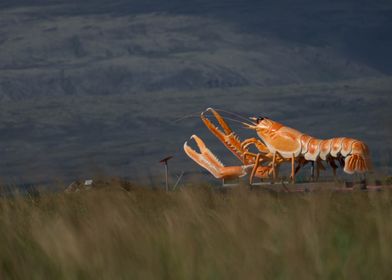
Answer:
1, 183, 392, 279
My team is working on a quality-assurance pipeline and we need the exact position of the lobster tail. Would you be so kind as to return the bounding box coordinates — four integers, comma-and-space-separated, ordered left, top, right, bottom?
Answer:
343, 141, 372, 174
344, 154, 371, 174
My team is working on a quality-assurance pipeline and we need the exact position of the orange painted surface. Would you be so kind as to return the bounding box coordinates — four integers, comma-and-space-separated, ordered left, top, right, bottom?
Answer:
300, 135, 312, 152
341, 138, 353, 154
320, 139, 331, 154
331, 138, 344, 154
307, 139, 321, 154
184, 108, 372, 180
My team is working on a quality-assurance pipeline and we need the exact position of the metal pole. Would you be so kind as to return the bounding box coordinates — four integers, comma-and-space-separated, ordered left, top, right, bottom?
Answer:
165, 162, 169, 192
159, 156, 173, 192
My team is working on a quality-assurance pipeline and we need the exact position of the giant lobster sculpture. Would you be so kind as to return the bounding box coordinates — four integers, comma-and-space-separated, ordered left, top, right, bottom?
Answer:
184, 108, 371, 184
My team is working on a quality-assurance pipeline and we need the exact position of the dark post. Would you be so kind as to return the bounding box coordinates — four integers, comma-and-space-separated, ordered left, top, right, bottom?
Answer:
159, 156, 173, 191
310, 161, 315, 181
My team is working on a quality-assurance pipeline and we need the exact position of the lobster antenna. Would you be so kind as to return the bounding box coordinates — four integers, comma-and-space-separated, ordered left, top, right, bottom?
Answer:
203, 108, 253, 126
172, 113, 252, 129
172, 108, 254, 126
214, 108, 251, 122
216, 116, 250, 126
172, 112, 203, 123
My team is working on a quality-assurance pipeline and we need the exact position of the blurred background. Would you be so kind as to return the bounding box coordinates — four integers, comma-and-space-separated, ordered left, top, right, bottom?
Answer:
0, 0, 391, 187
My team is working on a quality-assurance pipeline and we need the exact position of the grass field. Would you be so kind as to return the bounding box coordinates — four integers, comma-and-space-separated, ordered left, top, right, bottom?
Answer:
1, 182, 392, 279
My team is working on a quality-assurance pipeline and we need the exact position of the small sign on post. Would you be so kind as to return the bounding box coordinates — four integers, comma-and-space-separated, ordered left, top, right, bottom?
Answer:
159, 156, 173, 191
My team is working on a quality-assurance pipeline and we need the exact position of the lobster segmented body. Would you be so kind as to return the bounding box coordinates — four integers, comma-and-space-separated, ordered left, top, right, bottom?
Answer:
248, 117, 371, 175
304, 137, 370, 174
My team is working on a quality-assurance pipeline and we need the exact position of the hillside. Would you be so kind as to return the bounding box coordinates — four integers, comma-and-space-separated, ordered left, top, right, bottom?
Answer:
0, 77, 391, 185
0, 12, 382, 101
0, 1, 391, 185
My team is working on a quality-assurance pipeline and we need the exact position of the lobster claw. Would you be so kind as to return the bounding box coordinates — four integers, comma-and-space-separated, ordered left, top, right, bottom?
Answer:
184, 135, 251, 179
203, 108, 233, 135
201, 108, 246, 162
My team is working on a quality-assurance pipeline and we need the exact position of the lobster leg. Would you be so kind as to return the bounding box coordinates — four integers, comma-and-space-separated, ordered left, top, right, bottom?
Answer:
290, 153, 295, 183
243, 152, 257, 163
244, 151, 276, 183
250, 154, 261, 184
314, 160, 326, 181
294, 157, 309, 175
272, 152, 276, 180
327, 156, 338, 177
242, 138, 270, 153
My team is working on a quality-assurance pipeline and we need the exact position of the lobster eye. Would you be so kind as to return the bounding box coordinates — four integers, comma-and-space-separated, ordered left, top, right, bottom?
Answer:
256, 117, 264, 123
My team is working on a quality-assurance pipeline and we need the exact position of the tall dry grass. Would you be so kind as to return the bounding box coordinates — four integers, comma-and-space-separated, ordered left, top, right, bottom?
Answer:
1, 183, 392, 279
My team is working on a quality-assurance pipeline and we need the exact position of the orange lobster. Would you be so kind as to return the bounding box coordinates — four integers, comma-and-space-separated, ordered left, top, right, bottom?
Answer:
184, 108, 372, 184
